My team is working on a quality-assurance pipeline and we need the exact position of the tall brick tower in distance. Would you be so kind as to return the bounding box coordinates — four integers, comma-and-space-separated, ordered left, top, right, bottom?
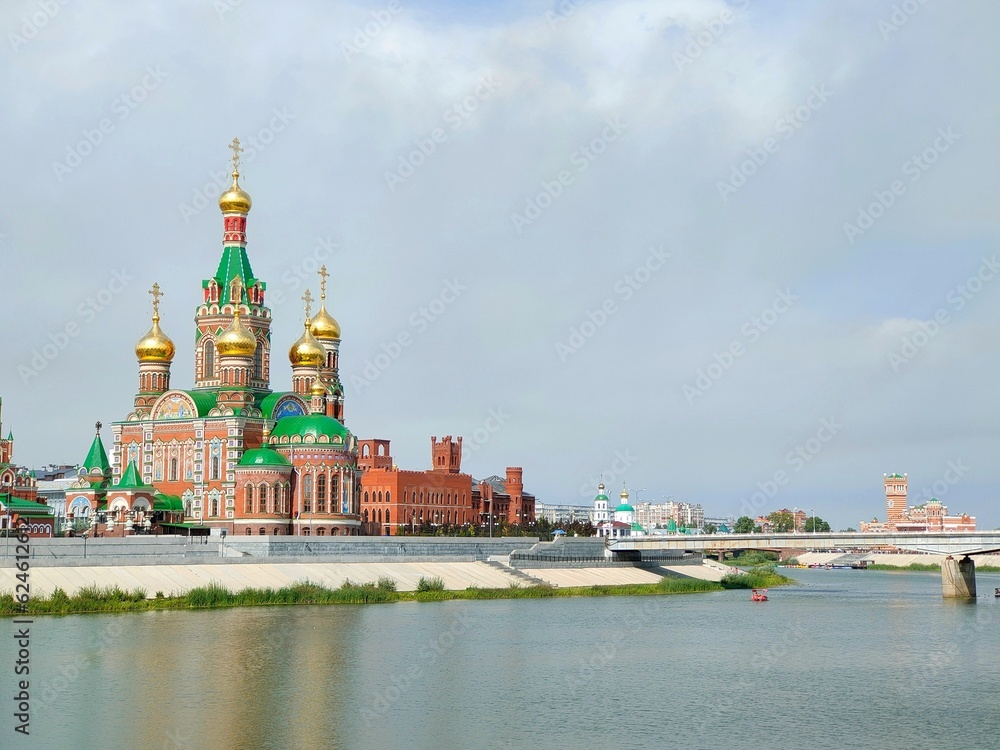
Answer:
505, 467, 524, 523
884, 473, 908, 527
431, 436, 462, 473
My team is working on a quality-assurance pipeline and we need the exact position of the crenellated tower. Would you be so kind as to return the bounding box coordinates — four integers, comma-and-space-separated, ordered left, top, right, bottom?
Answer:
133, 282, 175, 415
194, 138, 272, 394
431, 435, 463, 473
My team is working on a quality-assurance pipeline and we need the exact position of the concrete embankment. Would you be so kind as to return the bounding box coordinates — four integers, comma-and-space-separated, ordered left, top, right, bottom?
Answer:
1, 535, 725, 597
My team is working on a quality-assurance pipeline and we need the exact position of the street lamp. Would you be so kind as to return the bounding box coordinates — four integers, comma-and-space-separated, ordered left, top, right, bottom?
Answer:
810, 507, 815, 536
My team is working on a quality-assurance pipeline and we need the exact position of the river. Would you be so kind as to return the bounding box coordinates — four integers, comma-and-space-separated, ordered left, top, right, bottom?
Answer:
5, 568, 999, 749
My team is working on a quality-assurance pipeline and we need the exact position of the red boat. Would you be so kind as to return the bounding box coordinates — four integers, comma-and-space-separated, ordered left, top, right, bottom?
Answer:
751, 588, 768, 602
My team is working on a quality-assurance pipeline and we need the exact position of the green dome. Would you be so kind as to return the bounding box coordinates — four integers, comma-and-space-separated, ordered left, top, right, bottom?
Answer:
238, 447, 291, 467
630, 522, 644, 531
595, 493, 609, 502
615, 503, 634, 513
268, 414, 351, 445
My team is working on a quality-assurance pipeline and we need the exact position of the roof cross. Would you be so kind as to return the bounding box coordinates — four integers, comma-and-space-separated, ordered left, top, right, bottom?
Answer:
228, 137, 243, 174
319, 265, 329, 301
302, 289, 314, 318
148, 282, 163, 317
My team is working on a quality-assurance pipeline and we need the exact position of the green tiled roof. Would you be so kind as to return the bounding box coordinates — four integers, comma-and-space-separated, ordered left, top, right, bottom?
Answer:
83, 433, 110, 474
185, 390, 220, 417
0, 494, 53, 515
239, 447, 291, 467
153, 494, 184, 512
269, 414, 351, 444
204, 245, 265, 304
115, 460, 151, 490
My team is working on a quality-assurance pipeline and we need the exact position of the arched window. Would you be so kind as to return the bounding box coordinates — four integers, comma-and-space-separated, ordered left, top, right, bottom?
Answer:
272, 483, 280, 514
327, 351, 334, 369
377, 509, 382, 524
253, 342, 263, 381
331, 475, 339, 507
204, 340, 216, 379
364, 490, 369, 503
284, 483, 291, 514
259, 527, 265, 535
386, 491, 391, 504
362, 444, 371, 457
317, 474, 327, 512
386, 509, 391, 524
245, 527, 251, 535
259, 483, 268, 514
169, 457, 179, 482
364, 509, 369, 522
273, 528, 280, 535
210, 495, 220, 517
245, 484, 254, 514
317, 528, 325, 536
303, 474, 312, 513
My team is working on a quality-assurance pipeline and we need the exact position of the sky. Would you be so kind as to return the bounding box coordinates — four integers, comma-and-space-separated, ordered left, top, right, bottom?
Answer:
1, 0, 999, 530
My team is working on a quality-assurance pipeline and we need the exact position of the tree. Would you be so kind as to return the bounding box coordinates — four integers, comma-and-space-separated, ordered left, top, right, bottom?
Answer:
767, 510, 794, 533
804, 516, 831, 533
844, 526, 857, 533
702, 522, 718, 535
734, 516, 755, 534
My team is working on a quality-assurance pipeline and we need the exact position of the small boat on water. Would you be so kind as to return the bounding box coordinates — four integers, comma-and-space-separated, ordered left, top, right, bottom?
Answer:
751, 588, 768, 602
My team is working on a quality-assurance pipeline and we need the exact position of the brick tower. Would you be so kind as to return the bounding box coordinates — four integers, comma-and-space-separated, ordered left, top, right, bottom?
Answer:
884, 473, 908, 527
431, 436, 462, 473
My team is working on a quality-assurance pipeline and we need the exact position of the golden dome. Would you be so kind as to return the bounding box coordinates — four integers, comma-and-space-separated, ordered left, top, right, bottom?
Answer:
620, 488, 629, 499
218, 170, 252, 214
289, 320, 324, 367
216, 311, 257, 357
310, 378, 326, 397
135, 315, 175, 362
310, 304, 341, 340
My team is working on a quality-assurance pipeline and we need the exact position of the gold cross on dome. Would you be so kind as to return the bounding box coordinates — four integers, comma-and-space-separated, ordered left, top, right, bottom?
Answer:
230, 276, 244, 305
318, 265, 329, 301
302, 289, 314, 318
228, 137, 243, 173
148, 282, 163, 315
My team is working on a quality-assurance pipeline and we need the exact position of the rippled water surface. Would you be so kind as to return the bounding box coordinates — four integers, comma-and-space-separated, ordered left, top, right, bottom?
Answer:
6, 569, 1000, 749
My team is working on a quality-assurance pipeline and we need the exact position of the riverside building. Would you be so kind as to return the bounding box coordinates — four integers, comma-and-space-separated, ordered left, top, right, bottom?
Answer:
63, 140, 361, 537
860, 473, 976, 533
358, 436, 536, 535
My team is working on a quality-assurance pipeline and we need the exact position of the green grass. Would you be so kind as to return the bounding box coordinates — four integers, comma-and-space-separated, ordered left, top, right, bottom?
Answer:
720, 564, 796, 589
0, 573, 734, 617
724, 551, 779, 567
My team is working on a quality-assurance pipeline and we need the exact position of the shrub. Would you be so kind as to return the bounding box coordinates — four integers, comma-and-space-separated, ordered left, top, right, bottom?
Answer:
377, 576, 397, 592
417, 576, 445, 592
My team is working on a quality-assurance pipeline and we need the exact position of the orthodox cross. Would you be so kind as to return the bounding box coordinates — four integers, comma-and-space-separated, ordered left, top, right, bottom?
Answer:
318, 265, 329, 302
95, 421, 102, 433
148, 282, 163, 316
229, 137, 243, 173
230, 275, 244, 305
302, 289, 314, 318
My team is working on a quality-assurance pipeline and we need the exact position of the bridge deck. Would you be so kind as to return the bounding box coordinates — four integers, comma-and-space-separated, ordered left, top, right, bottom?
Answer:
609, 531, 1000, 556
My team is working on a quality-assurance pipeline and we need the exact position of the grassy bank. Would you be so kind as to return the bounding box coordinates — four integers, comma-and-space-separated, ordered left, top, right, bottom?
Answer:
720, 564, 796, 590
1, 575, 727, 617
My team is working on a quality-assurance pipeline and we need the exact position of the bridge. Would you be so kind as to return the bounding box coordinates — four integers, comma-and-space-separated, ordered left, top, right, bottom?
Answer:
608, 531, 1000, 598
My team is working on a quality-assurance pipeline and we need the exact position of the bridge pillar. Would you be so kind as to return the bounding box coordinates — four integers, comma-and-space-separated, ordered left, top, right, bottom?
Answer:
942, 555, 976, 599
718, 551, 725, 563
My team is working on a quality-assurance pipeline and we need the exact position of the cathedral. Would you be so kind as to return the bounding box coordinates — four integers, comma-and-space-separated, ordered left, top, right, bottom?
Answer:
65, 139, 362, 536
